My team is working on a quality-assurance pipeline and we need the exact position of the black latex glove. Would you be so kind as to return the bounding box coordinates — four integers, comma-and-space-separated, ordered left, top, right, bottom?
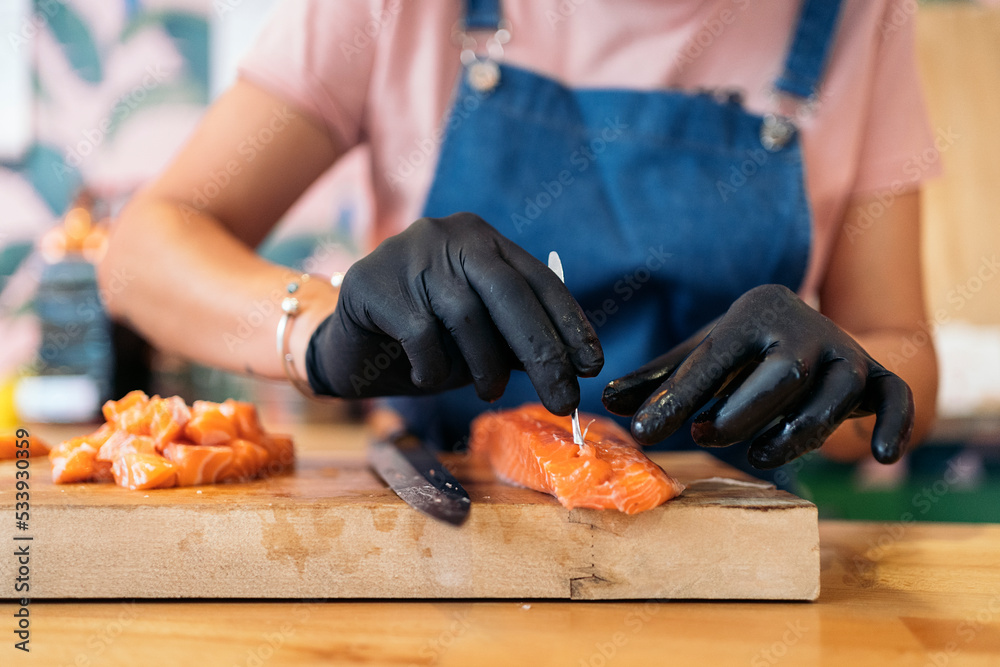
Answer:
306, 213, 604, 414
602, 284, 914, 468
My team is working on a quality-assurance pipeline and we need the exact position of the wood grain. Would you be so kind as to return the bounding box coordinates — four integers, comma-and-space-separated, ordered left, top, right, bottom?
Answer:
3, 522, 998, 667
0, 450, 818, 600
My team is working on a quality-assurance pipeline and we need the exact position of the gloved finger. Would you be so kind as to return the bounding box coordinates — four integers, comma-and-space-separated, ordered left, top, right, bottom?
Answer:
602, 347, 693, 416
463, 257, 580, 415
498, 241, 604, 376
709, 357, 760, 405
630, 323, 757, 444
390, 317, 455, 389
431, 289, 511, 402
603, 324, 716, 416
746, 358, 866, 469
860, 371, 915, 464
691, 349, 815, 447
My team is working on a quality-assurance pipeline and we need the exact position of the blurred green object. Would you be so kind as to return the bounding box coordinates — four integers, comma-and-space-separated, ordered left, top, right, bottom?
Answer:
258, 229, 358, 271
0, 241, 33, 278
795, 446, 1000, 523
23, 144, 82, 215
44, 0, 102, 83
120, 9, 210, 101
258, 233, 325, 270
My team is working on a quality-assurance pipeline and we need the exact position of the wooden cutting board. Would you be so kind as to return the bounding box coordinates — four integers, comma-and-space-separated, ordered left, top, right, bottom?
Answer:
1, 450, 818, 600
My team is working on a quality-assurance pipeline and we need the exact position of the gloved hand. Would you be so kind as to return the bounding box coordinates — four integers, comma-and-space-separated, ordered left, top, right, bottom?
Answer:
602, 284, 914, 468
306, 213, 604, 414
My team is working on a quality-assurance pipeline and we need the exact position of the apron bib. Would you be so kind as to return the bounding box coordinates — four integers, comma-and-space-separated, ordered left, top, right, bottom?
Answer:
388, 0, 842, 479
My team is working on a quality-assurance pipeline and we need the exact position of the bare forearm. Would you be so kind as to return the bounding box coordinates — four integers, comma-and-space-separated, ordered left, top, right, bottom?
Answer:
94, 79, 344, 382
99, 195, 338, 380
821, 329, 938, 462
817, 189, 937, 462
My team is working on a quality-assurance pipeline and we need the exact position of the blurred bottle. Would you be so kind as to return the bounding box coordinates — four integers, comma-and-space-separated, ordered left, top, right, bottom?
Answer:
14, 190, 114, 423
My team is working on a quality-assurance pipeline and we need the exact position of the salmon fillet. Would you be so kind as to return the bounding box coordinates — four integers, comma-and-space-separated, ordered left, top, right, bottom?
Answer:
50, 391, 294, 490
470, 404, 684, 514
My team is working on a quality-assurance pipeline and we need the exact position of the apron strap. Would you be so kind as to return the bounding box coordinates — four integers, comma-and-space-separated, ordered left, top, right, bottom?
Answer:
464, 0, 502, 30
774, 0, 844, 99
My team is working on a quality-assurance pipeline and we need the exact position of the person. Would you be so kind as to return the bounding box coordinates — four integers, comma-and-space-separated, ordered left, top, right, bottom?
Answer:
98, 0, 939, 480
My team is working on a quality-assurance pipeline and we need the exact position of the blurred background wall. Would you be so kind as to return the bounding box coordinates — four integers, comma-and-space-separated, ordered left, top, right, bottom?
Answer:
916, 3, 1000, 425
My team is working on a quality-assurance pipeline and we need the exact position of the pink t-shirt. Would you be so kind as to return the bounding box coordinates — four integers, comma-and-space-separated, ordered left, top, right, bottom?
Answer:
239, 0, 939, 299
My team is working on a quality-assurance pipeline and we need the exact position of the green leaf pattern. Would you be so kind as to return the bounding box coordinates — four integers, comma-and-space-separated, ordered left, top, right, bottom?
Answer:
10, 2, 210, 216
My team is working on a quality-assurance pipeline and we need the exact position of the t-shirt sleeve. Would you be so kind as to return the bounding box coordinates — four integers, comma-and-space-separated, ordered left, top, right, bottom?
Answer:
237, 0, 381, 149
851, 0, 942, 194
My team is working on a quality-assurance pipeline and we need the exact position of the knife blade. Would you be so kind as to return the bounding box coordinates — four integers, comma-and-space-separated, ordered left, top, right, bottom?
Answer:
547, 250, 585, 446
367, 432, 471, 526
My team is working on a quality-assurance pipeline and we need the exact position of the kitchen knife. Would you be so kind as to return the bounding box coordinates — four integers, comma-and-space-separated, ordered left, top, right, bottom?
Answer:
548, 251, 585, 446
367, 432, 471, 526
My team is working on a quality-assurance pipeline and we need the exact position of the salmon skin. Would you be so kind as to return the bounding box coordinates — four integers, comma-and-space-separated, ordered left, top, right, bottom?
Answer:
49, 391, 294, 490
470, 404, 684, 514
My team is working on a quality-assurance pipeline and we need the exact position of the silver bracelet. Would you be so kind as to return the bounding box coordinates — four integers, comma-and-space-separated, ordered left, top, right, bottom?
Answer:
276, 272, 344, 401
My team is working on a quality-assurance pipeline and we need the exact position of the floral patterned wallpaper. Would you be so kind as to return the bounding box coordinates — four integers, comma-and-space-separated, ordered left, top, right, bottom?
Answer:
3, 1, 210, 237
1, 0, 365, 273
0, 0, 365, 393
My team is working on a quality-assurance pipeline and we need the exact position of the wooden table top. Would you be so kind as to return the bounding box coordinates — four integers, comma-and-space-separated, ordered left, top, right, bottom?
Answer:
5, 425, 1000, 665
1, 522, 997, 666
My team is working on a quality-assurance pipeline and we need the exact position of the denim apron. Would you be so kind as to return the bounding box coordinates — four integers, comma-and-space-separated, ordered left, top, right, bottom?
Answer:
388, 0, 843, 481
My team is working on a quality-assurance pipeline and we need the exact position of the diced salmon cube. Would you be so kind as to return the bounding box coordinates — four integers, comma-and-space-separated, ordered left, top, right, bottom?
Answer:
97, 432, 157, 462
0, 435, 49, 459
162, 442, 234, 486
88, 423, 116, 448
102, 390, 149, 425
259, 434, 295, 473
185, 401, 237, 446
220, 399, 262, 441
119, 404, 152, 435
91, 460, 115, 483
111, 452, 178, 490
50, 436, 85, 458
50, 438, 99, 484
148, 395, 192, 450
225, 438, 270, 482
